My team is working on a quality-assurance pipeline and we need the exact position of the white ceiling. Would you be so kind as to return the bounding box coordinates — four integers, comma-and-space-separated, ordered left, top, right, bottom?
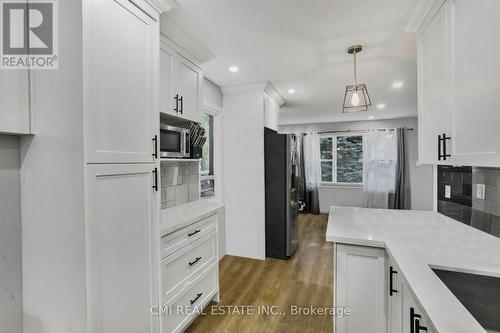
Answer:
167, 0, 418, 124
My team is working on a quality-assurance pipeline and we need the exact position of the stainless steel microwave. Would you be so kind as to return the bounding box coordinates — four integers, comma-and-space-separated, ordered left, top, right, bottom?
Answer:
160, 124, 190, 158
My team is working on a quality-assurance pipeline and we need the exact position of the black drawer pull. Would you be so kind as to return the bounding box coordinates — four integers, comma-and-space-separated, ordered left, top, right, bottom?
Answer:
152, 168, 158, 192
410, 307, 427, 333
188, 229, 201, 237
189, 257, 202, 267
415, 319, 428, 332
389, 266, 398, 296
190, 293, 203, 305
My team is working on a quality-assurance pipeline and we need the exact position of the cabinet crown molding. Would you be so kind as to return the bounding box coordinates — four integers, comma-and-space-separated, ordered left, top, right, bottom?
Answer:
160, 16, 215, 64
221, 81, 285, 105
402, 0, 445, 33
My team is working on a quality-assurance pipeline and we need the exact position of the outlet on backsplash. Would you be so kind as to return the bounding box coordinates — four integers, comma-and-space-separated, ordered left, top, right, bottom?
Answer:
161, 161, 200, 209
438, 165, 500, 238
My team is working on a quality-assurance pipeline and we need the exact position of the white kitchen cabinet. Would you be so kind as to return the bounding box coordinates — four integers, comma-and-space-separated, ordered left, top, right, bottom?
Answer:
0, 70, 30, 134
85, 163, 159, 333
417, 0, 453, 165
159, 45, 177, 117
449, 0, 500, 167
160, 212, 220, 333
177, 56, 203, 123
388, 260, 403, 333
159, 42, 203, 123
402, 280, 435, 333
417, 0, 500, 167
84, 0, 159, 163
335, 244, 387, 333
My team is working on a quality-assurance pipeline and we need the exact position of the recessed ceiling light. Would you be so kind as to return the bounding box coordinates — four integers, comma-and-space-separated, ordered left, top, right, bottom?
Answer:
377, 103, 386, 109
229, 66, 239, 73
288, 89, 296, 94
392, 81, 404, 89
369, 115, 375, 120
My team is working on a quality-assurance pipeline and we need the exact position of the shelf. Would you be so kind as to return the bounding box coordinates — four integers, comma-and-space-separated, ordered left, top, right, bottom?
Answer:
160, 158, 201, 162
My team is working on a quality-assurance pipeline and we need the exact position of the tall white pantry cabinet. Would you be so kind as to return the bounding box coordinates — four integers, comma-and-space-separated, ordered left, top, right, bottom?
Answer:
20, 0, 175, 332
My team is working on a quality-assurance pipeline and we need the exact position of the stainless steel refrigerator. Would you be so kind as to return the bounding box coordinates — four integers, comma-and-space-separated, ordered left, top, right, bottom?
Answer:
264, 128, 299, 259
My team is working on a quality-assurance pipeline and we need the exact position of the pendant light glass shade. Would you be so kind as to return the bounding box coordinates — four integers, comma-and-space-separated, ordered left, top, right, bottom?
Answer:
343, 45, 371, 113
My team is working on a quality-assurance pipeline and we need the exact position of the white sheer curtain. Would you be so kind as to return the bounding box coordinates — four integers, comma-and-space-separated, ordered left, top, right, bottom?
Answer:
303, 132, 320, 213
363, 130, 398, 208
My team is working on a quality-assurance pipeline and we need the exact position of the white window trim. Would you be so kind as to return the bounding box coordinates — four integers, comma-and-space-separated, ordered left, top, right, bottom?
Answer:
319, 132, 364, 186
201, 102, 222, 200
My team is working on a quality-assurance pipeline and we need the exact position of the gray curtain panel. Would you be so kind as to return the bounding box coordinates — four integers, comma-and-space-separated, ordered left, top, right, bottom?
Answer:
391, 128, 410, 210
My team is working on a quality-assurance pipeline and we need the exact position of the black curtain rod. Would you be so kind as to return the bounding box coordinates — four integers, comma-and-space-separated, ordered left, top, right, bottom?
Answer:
317, 127, 414, 135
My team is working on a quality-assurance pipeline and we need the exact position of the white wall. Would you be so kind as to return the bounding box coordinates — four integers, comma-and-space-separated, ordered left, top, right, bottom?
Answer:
20, 1, 86, 332
279, 117, 434, 213
0, 135, 22, 333
203, 78, 223, 107
222, 90, 266, 260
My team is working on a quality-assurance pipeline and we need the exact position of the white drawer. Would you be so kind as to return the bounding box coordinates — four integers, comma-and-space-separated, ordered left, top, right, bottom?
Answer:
161, 213, 217, 259
160, 267, 218, 333
161, 231, 217, 303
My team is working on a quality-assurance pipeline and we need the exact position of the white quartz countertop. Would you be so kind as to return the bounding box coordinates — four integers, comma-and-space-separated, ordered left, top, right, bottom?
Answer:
326, 206, 500, 333
160, 199, 224, 237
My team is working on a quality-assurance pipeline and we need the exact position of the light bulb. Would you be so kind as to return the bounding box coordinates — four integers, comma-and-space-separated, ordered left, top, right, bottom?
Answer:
351, 91, 360, 106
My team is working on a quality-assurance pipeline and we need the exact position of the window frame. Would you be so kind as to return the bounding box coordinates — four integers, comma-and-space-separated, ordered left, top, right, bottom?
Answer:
200, 103, 221, 200
319, 132, 364, 187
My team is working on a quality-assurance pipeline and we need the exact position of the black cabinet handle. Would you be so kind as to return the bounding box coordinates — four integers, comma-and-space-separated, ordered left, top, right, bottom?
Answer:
190, 292, 203, 305
188, 229, 201, 237
410, 307, 427, 333
174, 94, 179, 113
438, 133, 451, 161
188, 256, 202, 267
389, 266, 398, 296
438, 135, 443, 161
152, 135, 158, 159
152, 168, 158, 192
179, 96, 184, 114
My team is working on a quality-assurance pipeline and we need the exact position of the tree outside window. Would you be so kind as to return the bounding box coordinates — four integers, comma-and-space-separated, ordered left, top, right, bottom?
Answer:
320, 135, 363, 184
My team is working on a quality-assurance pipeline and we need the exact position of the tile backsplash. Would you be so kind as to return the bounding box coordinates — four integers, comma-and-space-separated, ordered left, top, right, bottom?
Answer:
161, 161, 200, 209
438, 165, 500, 237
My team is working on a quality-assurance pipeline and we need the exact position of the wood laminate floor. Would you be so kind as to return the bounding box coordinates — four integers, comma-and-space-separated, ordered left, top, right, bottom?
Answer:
185, 213, 333, 333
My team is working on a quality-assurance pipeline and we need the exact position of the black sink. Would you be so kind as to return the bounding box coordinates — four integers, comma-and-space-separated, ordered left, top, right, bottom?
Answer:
433, 269, 500, 332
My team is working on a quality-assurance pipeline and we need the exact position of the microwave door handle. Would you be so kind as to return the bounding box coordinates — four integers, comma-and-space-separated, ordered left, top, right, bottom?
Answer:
184, 130, 190, 157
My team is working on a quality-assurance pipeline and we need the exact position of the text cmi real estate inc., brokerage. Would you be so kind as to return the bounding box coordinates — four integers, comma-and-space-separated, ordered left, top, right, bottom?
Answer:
1, 0, 58, 69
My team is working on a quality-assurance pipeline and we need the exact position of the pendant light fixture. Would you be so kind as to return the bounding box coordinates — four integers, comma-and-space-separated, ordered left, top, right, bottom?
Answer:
342, 45, 371, 113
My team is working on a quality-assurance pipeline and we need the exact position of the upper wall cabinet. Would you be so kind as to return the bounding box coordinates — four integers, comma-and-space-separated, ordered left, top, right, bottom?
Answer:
84, 0, 159, 163
417, 1, 453, 165
417, 0, 500, 167
0, 70, 30, 135
159, 42, 203, 123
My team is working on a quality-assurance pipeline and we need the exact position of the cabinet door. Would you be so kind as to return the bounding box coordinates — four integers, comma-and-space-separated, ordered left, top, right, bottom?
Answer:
84, 0, 159, 163
0, 70, 30, 134
85, 164, 159, 333
417, 2, 453, 165
450, 0, 500, 167
159, 44, 178, 117
388, 260, 403, 333
402, 281, 435, 333
335, 244, 387, 333
177, 56, 202, 123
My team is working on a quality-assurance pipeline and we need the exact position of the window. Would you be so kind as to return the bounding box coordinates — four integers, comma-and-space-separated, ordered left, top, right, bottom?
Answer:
200, 113, 215, 198
320, 134, 363, 184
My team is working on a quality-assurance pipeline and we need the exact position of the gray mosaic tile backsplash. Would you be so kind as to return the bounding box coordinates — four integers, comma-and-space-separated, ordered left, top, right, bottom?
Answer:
161, 161, 200, 209
438, 166, 500, 238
